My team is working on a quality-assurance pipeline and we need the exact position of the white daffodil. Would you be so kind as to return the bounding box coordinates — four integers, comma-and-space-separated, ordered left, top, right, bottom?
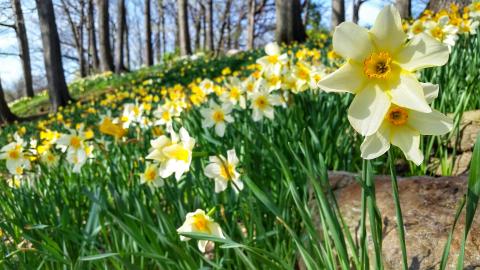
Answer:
153, 104, 179, 127
256, 42, 288, 74
309, 66, 326, 90
263, 69, 283, 92
249, 82, 282, 121
140, 163, 164, 187
459, 19, 479, 35
40, 150, 59, 168
56, 130, 87, 153
120, 103, 144, 128
221, 77, 246, 109
0, 136, 31, 175
469, 1, 480, 18
360, 83, 452, 165
425, 16, 458, 50
56, 129, 94, 173
199, 79, 215, 94
146, 127, 195, 181
177, 209, 225, 253
200, 101, 234, 137
292, 61, 312, 93
67, 148, 87, 173
407, 20, 426, 39
242, 75, 257, 97
318, 5, 449, 137
204, 149, 243, 193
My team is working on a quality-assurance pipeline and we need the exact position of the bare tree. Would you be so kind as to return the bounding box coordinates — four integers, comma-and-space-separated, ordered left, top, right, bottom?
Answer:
177, 0, 191, 55
115, 0, 127, 72
205, 0, 213, 52
155, 0, 165, 62
191, 1, 204, 51
145, 0, 153, 65
396, 0, 411, 18
247, 0, 267, 50
59, 0, 87, 77
10, 0, 34, 98
35, 0, 72, 112
352, 0, 367, 24
331, 0, 345, 28
216, 0, 233, 54
87, 0, 99, 73
425, 0, 468, 12
275, 0, 306, 44
97, 0, 114, 72
0, 77, 18, 124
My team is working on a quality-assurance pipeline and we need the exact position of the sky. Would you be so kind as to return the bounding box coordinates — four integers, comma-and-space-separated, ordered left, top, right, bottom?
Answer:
0, 0, 427, 92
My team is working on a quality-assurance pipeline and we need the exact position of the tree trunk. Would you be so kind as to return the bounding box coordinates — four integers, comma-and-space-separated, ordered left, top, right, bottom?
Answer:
0, 78, 18, 124
35, 0, 72, 112
303, 0, 310, 26
115, 0, 127, 73
331, 0, 345, 29
194, 2, 203, 51
87, 0, 99, 73
275, 0, 307, 45
425, 0, 469, 12
145, 0, 154, 66
205, 0, 213, 52
125, 24, 130, 68
97, 0, 114, 72
352, 0, 363, 24
396, 0, 411, 19
216, 0, 233, 54
11, 0, 34, 98
60, 0, 87, 77
177, 0, 191, 56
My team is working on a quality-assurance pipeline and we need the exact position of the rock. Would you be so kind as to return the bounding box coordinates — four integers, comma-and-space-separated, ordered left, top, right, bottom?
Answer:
431, 152, 472, 176
450, 110, 480, 153
332, 173, 480, 270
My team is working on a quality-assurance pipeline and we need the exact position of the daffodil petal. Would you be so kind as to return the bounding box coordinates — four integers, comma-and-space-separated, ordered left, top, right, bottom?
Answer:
265, 42, 280, 55
391, 126, 423, 165
408, 110, 453, 135
390, 73, 431, 113
360, 123, 391, 160
396, 33, 449, 71
333, 22, 374, 62
421, 83, 439, 103
317, 62, 365, 93
370, 5, 407, 53
348, 84, 391, 136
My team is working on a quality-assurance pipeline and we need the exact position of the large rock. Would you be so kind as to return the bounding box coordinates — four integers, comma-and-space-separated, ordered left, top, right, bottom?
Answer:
331, 172, 480, 269
451, 110, 480, 153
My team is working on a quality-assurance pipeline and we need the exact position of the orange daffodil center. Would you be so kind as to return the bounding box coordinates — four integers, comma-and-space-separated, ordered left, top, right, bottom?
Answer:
363, 52, 393, 79
386, 106, 409, 126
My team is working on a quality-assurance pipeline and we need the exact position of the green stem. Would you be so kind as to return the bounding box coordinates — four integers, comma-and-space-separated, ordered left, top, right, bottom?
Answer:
365, 159, 383, 270
388, 149, 408, 270
360, 160, 368, 270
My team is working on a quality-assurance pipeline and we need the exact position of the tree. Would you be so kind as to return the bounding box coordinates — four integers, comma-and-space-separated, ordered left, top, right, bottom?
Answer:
425, 0, 469, 12
216, 0, 233, 54
247, 0, 267, 50
35, 0, 72, 112
396, 0, 411, 19
275, 0, 306, 45
352, 0, 367, 24
59, 0, 87, 77
11, 0, 34, 98
331, 0, 345, 28
115, 0, 127, 73
145, 0, 153, 66
97, 0, 114, 72
205, 0, 213, 52
0, 77, 17, 124
87, 0, 99, 73
177, 0, 191, 55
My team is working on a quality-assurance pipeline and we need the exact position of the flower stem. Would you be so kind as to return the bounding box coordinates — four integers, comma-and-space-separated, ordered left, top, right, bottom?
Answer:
388, 149, 408, 270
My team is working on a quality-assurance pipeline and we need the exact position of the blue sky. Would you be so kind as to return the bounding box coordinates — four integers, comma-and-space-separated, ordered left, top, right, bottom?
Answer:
0, 0, 426, 92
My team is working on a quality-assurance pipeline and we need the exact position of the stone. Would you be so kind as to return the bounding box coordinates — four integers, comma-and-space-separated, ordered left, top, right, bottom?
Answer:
331, 173, 480, 270
450, 110, 480, 153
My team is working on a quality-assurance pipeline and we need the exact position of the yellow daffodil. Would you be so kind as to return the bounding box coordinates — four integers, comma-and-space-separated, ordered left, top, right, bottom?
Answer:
249, 80, 282, 122
0, 136, 30, 175
140, 163, 164, 187
200, 101, 234, 137
256, 42, 288, 74
318, 5, 449, 136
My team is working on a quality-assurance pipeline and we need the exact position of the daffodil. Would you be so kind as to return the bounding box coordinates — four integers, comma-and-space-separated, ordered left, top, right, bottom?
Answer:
140, 163, 164, 187
199, 79, 215, 94
249, 80, 282, 122
0, 136, 31, 175
425, 16, 458, 49
177, 209, 225, 252
256, 42, 288, 74
360, 83, 452, 165
40, 150, 59, 168
99, 117, 127, 139
153, 104, 178, 127
318, 5, 449, 136
146, 127, 195, 181
200, 101, 234, 137
221, 77, 246, 109
204, 149, 243, 193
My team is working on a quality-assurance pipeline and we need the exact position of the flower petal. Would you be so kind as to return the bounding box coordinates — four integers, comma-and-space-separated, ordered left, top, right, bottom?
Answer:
317, 62, 365, 93
265, 42, 280, 55
421, 83, 439, 103
390, 73, 431, 113
333, 22, 374, 62
396, 33, 449, 71
371, 5, 407, 53
408, 110, 453, 135
360, 123, 391, 160
348, 84, 391, 136
391, 126, 423, 165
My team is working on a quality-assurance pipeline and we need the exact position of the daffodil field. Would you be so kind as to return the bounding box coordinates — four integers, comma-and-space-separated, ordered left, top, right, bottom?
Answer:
1, 3, 480, 270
